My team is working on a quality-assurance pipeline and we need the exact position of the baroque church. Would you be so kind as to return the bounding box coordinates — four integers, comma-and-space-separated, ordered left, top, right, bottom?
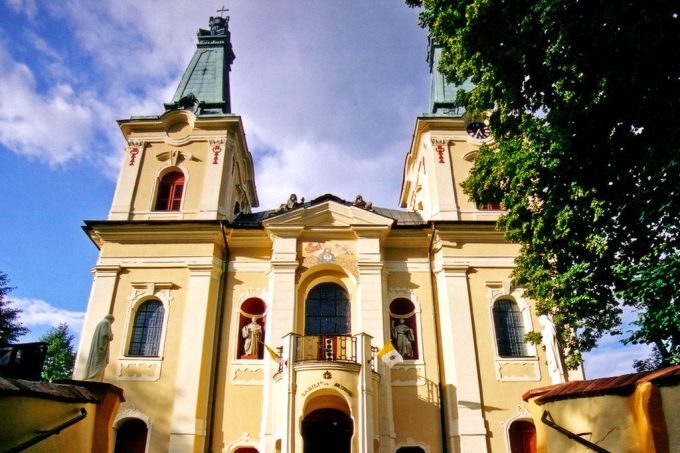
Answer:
73, 14, 578, 453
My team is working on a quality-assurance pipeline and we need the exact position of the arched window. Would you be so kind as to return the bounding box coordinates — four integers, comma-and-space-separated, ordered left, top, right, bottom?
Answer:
114, 418, 148, 453
128, 300, 164, 357
305, 283, 350, 335
493, 299, 528, 357
154, 171, 185, 211
389, 298, 418, 360
508, 420, 537, 453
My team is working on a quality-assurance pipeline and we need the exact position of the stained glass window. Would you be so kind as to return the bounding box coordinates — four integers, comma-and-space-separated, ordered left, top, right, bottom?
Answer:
305, 283, 350, 335
128, 300, 164, 357
493, 299, 528, 357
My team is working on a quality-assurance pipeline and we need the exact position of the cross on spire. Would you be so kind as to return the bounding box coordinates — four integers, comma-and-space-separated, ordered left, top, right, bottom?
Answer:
216, 6, 229, 18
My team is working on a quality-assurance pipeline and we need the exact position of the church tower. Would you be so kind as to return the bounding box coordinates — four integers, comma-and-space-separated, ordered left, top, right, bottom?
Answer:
399, 40, 496, 222
108, 15, 257, 222
74, 15, 258, 452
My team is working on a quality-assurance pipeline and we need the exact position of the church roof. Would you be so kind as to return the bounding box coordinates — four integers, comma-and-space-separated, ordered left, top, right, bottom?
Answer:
164, 15, 236, 115
232, 193, 425, 228
427, 38, 473, 117
523, 365, 680, 405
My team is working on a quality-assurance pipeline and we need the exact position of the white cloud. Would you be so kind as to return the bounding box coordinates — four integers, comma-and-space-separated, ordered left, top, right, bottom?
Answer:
5, 0, 37, 18
583, 341, 653, 379
583, 304, 654, 378
0, 44, 97, 165
2, 1, 428, 202
11, 297, 85, 333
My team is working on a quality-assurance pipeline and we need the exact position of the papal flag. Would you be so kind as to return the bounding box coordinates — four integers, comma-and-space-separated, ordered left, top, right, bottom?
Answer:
261, 342, 281, 361
377, 342, 403, 368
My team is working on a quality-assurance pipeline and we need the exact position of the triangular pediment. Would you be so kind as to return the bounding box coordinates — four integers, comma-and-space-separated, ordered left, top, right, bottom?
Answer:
262, 198, 394, 229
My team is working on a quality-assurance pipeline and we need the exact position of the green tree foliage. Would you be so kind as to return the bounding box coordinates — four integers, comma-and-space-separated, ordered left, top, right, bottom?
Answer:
40, 323, 76, 382
407, 0, 680, 368
0, 271, 28, 345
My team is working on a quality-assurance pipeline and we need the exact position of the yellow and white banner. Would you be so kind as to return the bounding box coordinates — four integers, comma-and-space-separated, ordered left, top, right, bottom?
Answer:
377, 342, 403, 368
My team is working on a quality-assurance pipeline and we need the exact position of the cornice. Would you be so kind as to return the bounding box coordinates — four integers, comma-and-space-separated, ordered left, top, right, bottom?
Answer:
84, 221, 223, 244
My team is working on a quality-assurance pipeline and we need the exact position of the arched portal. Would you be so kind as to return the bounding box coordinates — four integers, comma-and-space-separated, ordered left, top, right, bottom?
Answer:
114, 418, 148, 453
301, 408, 353, 453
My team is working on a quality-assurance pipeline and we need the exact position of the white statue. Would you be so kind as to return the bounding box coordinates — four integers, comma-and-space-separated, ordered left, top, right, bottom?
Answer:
539, 315, 566, 384
85, 314, 115, 381
391, 319, 415, 358
242, 318, 262, 357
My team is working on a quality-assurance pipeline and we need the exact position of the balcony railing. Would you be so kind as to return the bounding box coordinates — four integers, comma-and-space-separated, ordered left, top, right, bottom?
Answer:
293, 335, 357, 364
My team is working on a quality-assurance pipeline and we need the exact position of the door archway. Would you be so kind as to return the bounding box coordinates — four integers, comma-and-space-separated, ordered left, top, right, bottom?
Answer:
301, 408, 353, 453
114, 418, 148, 453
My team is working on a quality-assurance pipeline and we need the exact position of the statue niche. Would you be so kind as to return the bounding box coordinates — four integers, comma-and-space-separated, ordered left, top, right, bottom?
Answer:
389, 298, 418, 360
238, 298, 267, 360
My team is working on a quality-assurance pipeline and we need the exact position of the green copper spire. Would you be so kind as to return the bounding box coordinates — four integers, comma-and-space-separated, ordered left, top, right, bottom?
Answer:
428, 38, 473, 116
165, 15, 236, 115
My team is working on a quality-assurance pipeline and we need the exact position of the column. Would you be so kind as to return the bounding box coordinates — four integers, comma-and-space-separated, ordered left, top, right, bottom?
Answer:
434, 262, 488, 453
168, 262, 221, 453
73, 265, 120, 380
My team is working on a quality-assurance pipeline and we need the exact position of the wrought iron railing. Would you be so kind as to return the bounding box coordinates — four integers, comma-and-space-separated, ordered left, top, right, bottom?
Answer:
293, 335, 357, 364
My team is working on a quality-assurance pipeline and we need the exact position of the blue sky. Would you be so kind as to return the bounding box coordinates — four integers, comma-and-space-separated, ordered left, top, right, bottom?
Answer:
0, 0, 650, 378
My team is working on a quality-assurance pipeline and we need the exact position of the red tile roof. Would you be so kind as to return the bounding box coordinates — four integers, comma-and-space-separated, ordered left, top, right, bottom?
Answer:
523, 365, 680, 405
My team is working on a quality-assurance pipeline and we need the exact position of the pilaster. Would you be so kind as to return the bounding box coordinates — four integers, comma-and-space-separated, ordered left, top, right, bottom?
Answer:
429, 136, 459, 221
109, 141, 146, 220
168, 262, 221, 453
353, 227, 388, 340
197, 135, 234, 220
261, 227, 301, 453
433, 259, 488, 453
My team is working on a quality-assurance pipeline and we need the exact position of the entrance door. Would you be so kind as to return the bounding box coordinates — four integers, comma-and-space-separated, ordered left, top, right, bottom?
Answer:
301, 408, 353, 453
114, 418, 147, 453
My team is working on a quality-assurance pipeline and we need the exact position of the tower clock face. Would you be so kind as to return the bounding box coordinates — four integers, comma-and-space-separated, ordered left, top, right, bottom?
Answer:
466, 122, 490, 140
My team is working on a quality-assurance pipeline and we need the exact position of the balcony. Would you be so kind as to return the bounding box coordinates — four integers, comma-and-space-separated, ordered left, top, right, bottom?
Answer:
293, 335, 357, 363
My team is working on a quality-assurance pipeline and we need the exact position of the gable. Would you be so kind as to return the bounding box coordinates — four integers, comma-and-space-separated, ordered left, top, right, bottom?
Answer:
262, 199, 394, 229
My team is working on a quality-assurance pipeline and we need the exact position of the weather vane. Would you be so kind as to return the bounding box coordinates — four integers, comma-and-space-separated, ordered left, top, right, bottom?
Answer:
216, 6, 229, 18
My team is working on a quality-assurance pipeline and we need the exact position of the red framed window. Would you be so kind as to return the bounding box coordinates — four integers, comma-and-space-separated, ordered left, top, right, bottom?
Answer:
477, 202, 504, 211
155, 172, 185, 211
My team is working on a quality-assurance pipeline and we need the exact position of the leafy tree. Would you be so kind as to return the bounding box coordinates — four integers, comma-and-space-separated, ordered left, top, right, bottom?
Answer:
40, 323, 76, 382
0, 271, 28, 345
407, 0, 680, 368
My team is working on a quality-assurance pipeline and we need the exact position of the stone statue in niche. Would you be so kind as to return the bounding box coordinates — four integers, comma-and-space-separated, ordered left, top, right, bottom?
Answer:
539, 315, 566, 384
241, 317, 263, 359
391, 318, 415, 358
85, 314, 115, 381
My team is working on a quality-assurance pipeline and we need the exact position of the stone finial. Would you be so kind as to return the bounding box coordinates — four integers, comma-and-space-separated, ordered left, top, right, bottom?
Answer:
269, 194, 305, 217
352, 195, 373, 211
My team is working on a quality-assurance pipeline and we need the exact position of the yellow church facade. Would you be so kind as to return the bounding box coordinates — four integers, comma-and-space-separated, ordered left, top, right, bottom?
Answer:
73, 15, 575, 453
